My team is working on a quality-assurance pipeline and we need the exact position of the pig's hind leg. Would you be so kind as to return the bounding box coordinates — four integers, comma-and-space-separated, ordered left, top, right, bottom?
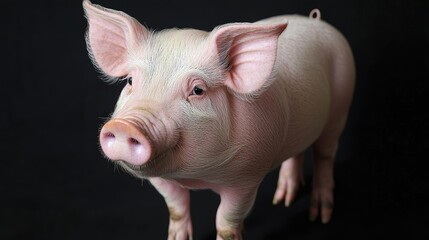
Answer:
309, 68, 354, 223
149, 177, 193, 240
309, 127, 340, 224
309, 31, 355, 224
272, 153, 306, 207
309, 108, 349, 224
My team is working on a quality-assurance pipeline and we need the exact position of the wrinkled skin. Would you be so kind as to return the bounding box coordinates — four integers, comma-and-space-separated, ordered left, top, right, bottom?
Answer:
83, 1, 355, 239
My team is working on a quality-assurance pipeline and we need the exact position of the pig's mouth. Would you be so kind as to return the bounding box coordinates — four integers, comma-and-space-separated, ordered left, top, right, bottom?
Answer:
117, 151, 169, 176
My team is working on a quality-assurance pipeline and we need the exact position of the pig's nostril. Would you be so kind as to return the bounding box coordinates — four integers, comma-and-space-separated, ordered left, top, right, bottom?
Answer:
105, 132, 115, 138
129, 138, 140, 145
102, 131, 116, 148
129, 137, 145, 156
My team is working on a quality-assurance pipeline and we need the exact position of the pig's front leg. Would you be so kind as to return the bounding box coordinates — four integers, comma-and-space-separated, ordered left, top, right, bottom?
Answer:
149, 178, 193, 240
215, 186, 258, 240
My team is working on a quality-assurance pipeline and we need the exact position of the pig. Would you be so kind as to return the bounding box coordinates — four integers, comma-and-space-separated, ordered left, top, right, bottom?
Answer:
83, 0, 355, 239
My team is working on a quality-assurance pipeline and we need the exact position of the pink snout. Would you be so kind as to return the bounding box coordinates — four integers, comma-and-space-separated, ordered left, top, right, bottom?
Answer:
99, 119, 152, 166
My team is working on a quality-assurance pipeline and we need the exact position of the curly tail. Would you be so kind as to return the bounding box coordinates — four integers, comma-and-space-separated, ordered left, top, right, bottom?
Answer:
309, 9, 321, 20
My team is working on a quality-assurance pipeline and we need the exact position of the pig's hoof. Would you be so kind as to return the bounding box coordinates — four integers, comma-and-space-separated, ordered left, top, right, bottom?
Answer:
167, 215, 193, 240
217, 229, 242, 240
309, 187, 334, 224
273, 158, 305, 206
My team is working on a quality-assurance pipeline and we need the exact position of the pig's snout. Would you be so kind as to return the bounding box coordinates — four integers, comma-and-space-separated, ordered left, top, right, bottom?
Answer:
99, 119, 152, 166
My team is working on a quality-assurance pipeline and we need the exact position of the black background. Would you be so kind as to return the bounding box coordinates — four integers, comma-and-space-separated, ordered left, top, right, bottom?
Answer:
2, 0, 428, 239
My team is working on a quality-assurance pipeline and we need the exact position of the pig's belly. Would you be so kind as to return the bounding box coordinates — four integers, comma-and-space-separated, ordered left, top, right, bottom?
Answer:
173, 178, 220, 190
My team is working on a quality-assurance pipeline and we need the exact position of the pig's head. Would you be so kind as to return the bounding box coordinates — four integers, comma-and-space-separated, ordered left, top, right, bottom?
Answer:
83, 0, 287, 179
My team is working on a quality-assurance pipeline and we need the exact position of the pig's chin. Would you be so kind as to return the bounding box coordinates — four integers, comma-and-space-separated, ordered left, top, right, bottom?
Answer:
116, 152, 170, 178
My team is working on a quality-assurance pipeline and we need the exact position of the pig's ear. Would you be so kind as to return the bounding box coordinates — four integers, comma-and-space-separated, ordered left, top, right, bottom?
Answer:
83, 0, 148, 78
210, 22, 287, 94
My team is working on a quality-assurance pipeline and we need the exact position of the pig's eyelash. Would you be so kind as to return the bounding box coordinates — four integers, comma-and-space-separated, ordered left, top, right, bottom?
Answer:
118, 76, 131, 83
98, 72, 125, 85
105, 76, 133, 86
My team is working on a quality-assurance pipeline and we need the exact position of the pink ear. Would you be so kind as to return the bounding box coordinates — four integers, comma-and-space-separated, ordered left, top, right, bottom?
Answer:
83, 0, 148, 77
211, 22, 287, 94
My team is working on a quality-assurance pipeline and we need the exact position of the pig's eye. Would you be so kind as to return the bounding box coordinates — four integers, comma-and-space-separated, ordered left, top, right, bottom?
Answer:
192, 86, 204, 96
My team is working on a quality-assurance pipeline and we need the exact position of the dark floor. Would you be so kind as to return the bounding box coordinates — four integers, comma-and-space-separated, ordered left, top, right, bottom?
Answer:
1, 0, 427, 239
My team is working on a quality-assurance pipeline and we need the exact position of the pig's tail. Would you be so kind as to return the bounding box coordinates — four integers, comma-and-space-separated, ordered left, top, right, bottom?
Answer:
309, 9, 321, 20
